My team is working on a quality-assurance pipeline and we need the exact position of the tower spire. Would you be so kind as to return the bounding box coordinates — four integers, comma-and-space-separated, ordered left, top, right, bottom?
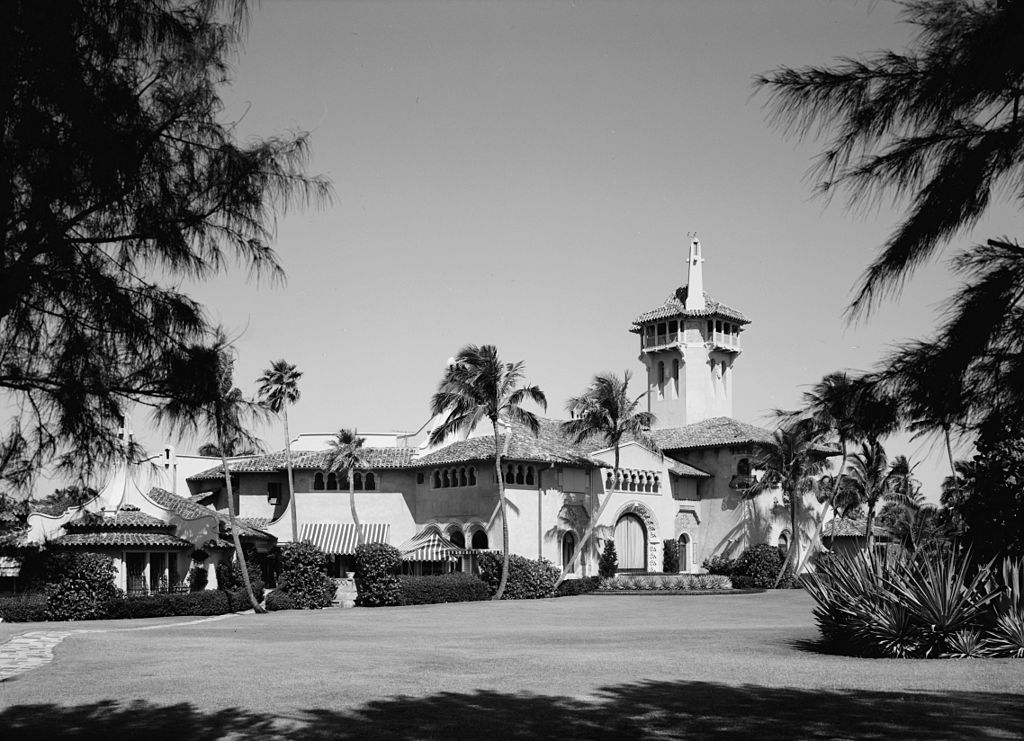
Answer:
684, 234, 705, 310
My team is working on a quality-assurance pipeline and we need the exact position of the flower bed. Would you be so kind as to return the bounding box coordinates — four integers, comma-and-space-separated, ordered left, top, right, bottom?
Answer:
597, 573, 733, 592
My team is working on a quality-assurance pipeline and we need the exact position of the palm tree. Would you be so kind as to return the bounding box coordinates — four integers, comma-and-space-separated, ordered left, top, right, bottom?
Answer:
756, 1, 1024, 317
323, 429, 370, 547
746, 417, 828, 586
198, 440, 257, 457
844, 440, 891, 549
557, 370, 656, 587
155, 334, 267, 613
256, 360, 303, 542
428, 345, 546, 601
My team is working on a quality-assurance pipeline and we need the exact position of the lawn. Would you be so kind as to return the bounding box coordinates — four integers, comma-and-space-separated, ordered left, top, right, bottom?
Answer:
1, 590, 1022, 739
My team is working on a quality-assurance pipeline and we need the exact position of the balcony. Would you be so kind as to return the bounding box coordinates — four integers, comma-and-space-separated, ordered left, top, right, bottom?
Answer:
641, 332, 679, 350
710, 331, 741, 352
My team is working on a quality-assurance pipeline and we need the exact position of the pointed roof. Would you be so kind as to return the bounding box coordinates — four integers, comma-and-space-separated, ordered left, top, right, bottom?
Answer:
650, 417, 774, 451
632, 286, 749, 327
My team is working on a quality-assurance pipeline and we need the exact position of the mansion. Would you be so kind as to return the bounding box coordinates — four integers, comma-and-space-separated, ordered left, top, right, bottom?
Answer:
24, 238, 824, 591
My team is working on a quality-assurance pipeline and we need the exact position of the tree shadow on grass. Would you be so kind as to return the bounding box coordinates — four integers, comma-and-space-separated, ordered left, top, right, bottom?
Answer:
2, 680, 1021, 740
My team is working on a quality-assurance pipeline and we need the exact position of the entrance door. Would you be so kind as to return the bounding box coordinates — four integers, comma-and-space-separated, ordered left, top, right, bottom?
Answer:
614, 514, 647, 571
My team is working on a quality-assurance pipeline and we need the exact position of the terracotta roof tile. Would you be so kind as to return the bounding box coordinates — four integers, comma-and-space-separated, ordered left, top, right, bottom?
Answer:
415, 418, 601, 467
66, 506, 171, 531
632, 286, 749, 326
146, 487, 216, 521
650, 417, 775, 451
187, 447, 415, 481
51, 531, 193, 548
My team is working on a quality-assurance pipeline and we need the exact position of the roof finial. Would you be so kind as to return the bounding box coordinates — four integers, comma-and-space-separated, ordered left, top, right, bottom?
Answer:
684, 234, 706, 311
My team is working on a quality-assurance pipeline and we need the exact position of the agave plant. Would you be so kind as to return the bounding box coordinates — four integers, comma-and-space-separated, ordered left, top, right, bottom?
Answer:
987, 558, 1024, 658
943, 629, 990, 659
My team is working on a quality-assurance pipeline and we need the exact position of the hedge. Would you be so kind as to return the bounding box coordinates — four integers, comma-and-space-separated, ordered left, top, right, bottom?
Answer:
477, 552, 559, 600
731, 544, 795, 589
275, 541, 336, 609
555, 576, 601, 597
354, 543, 402, 607
0, 589, 234, 622
397, 573, 490, 605
0, 593, 49, 622
265, 589, 297, 611
598, 574, 732, 591
44, 552, 120, 621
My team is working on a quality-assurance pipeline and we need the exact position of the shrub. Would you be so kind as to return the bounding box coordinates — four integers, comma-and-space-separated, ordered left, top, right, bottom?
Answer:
182, 589, 230, 616
187, 565, 208, 592
354, 542, 403, 607
275, 541, 336, 609
662, 540, 679, 573
598, 540, 618, 578
265, 589, 298, 611
555, 576, 600, 597
216, 554, 264, 604
44, 552, 121, 621
477, 552, 559, 600
730, 544, 793, 589
702, 554, 736, 577
596, 574, 732, 591
0, 593, 49, 622
398, 573, 490, 605
805, 548, 1003, 658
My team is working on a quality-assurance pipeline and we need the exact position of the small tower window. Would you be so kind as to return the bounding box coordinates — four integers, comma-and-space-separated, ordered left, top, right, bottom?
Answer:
433, 471, 441, 488
314, 472, 325, 491
668, 320, 678, 336
525, 466, 535, 485
354, 472, 363, 491
515, 465, 525, 485
459, 467, 468, 486
417, 472, 425, 485
326, 472, 338, 490
469, 467, 476, 485
442, 470, 450, 488
365, 472, 376, 491
672, 359, 680, 397
715, 320, 722, 333
706, 320, 713, 336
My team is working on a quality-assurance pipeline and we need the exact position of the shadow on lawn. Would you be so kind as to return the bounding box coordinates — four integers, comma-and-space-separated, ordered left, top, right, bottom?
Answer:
2, 680, 1021, 740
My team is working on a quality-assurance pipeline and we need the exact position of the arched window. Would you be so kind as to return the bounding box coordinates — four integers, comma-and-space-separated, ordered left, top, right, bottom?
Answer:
433, 471, 441, 488
449, 529, 466, 549
505, 464, 515, 484
778, 530, 790, 553
737, 458, 751, 476
657, 361, 665, 397
468, 467, 476, 485
459, 467, 467, 486
525, 466, 535, 485
326, 472, 338, 490
562, 532, 577, 570
364, 472, 376, 491
313, 472, 325, 491
678, 533, 691, 572
442, 470, 450, 488
614, 513, 647, 571
515, 465, 525, 485
354, 472, 363, 491
471, 530, 489, 549
672, 359, 680, 398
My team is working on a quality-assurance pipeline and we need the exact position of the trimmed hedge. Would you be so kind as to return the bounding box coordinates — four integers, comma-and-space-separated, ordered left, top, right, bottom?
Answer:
398, 573, 490, 605
0, 593, 49, 622
555, 576, 601, 597
354, 542, 402, 607
477, 552, 559, 600
265, 589, 297, 611
275, 541, 336, 609
599, 574, 732, 591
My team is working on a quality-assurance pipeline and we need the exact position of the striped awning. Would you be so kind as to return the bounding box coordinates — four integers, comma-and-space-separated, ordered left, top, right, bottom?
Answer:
399, 531, 464, 561
299, 522, 390, 555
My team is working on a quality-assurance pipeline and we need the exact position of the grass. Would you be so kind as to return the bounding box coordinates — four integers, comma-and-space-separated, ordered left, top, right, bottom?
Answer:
1, 591, 1022, 739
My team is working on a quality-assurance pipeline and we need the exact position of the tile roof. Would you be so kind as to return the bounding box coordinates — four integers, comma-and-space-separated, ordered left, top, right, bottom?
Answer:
665, 458, 712, 478
66, 505, 171, 531
50, 531, 193, 548
632, 286, 749, 326
650, 417, 775, 451
414, 418, 602, 467
187, 447, 415, 481
146, 487, 216, 521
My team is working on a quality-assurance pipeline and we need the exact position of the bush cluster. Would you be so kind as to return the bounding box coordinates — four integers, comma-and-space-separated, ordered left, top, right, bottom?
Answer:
662, 540, 679, 573
397, 573, 490, 605
216, 554, 265, 604
265, 590, 297, 611
703, 545, 793, 589
354, 543, 403, 607
477, 551, 559, 600
598, 574, 732, 591
555, 576, 601, 597
44, 552, 120, 621
598, 541, 618, 578
0, 593, 49, 622
274, 541, 336, 609
702, 554, 736, 577
807, 549, 1024, 659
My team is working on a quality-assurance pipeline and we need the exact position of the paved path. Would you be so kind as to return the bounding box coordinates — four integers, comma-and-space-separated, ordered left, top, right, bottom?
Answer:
0, 613, 237, 682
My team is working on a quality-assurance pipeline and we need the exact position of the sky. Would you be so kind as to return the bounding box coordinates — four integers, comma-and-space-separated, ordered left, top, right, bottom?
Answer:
126, 1, 1017, 502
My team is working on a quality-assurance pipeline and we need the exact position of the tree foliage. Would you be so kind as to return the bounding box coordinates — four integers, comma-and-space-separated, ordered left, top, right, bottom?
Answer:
0, 0, 330, 490
323, 428, 370, 548
757, 0, 1024, 315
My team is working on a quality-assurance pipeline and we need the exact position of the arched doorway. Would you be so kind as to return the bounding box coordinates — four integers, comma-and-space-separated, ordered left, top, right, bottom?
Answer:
562, 532, 576, 570
678, 533, 690, 572
614, 513, 647, 571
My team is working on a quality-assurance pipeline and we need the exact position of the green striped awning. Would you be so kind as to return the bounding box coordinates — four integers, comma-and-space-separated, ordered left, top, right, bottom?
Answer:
298, 522, 390, 554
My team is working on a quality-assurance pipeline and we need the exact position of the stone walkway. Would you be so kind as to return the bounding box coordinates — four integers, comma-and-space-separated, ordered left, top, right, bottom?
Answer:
0, 613, 237, 682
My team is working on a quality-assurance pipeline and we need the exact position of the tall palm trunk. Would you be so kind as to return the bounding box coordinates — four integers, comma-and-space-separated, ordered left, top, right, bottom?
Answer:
492, 420, 510, 601
350, 468, 364, 547
218, 418, 263, 613
282, 406, 298, 543
554, 446, 619, 589
943, 425, 960, 498
773, 486, 798, 588
795, 441, 847, 575
865, 497, 877, 550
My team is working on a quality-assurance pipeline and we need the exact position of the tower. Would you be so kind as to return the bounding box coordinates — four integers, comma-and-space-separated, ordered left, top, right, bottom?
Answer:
630, 237, 749, 429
